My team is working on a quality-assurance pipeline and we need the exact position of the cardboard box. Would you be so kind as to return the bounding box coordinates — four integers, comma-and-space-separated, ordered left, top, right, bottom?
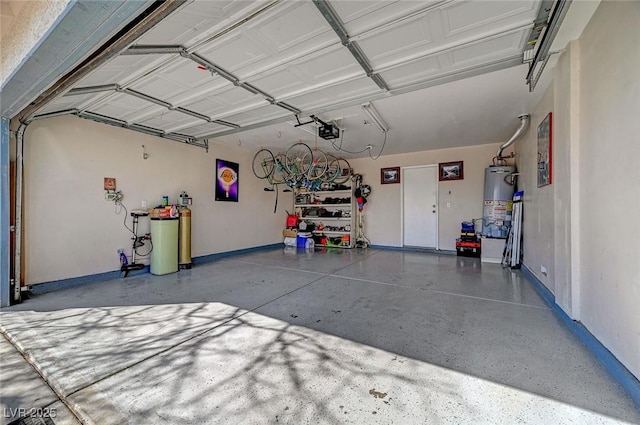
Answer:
283, 228, 298, 238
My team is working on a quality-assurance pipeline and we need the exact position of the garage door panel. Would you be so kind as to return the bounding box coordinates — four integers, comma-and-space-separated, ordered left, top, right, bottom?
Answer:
135, 0, 271, 47
292, 45, 362, 83
246, 45, 362, 98
170, 79, 234, 107
195, 2, 338, 81
284, 77, 380, 111
219, 104, 290, 127
179, 97, 227, 118
179, 122, 231, 138
353, 1, 536, 71
379, 56, 443, 89
178, 89, 268, 121
120, 105, 166, 124
357, 15, 433, 67
450, 30, 526, 67
29, 0, 545, 145
251, 1, 329, 52
152, 58, 221, 90
36, 93, 103, 115
128, 75, 189, 102
246, 68, 307, 100
441, 0, 537, 37
210, 86, 265, 108
336, 1, 438, 35
138, 111, 206, 132
89, 93, 158, 121
196, 31, 272, 74
77, 54, 175, 88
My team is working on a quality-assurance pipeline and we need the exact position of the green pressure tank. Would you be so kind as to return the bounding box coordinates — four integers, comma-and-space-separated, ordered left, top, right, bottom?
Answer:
150, 217, 179, 275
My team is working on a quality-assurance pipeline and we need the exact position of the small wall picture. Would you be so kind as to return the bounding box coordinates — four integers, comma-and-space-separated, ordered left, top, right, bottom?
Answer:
103, 177, 116, 191
537, 112, 552, 187
439, 161, 464, 181
381, 166, 401, 184
215, 159, 239, 202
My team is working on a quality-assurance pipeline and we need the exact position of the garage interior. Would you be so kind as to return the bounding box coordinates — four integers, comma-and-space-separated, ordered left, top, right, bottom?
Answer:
1, 1, 639, 424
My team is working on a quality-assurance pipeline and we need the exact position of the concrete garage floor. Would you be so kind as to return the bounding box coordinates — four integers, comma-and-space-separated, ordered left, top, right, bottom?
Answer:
1, 248, 639, 424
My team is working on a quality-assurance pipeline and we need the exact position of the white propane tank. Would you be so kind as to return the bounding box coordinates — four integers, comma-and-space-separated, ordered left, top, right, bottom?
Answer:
482, 166, 516, 238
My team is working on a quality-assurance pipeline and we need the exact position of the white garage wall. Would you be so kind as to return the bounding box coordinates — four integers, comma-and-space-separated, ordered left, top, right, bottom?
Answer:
516, 1, 640, 379
349, 143, 501, 251
24, 116, 288, 285
576, 1, 640, 379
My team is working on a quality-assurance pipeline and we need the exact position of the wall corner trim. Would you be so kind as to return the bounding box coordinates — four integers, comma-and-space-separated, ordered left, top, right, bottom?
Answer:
29, 243, 282, 295
191, 243, 282, 264
370, 245, 457, 256
521, 264, 640, 408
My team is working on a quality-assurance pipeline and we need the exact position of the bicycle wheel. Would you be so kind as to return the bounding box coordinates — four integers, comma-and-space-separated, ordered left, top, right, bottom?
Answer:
332, 157, 352, 184
285, 142, 313, 177
271, 153, 289, 184
252, 148, 275, 179
306, 148, 328, 180
322, 154, 341, 183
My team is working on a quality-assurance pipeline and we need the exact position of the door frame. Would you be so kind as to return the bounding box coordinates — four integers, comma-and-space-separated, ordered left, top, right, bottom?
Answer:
400, 164, 439, 249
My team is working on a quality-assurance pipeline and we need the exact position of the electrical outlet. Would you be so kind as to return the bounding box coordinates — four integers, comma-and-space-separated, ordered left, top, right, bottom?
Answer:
142, 200, 147, 208
446, 202, 451, 208
540, 265, 548, 276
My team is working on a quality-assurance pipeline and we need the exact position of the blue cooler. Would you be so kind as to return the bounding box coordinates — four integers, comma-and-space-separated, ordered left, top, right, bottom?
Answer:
461, 221, 475, 232
296, 232, 312, 248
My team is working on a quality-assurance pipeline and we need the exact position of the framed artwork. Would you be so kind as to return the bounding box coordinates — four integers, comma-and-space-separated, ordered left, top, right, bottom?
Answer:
103, 177, 116, 191
381, 166, 400, 184
439, 161, 464, 181
215, 159, 239, 202
537, 112, 552, 187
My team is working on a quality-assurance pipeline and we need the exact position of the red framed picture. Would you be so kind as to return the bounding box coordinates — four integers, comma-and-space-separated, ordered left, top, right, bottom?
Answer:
381, 167, 400, 184
537, 112, 552, 187
438, 161, 464, 181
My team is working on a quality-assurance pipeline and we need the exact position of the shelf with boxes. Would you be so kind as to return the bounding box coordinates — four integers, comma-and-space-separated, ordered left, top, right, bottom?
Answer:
293, 188, 354, 248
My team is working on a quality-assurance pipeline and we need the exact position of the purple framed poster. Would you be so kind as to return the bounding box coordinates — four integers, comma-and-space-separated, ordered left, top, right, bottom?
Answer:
215, 159, 239, 202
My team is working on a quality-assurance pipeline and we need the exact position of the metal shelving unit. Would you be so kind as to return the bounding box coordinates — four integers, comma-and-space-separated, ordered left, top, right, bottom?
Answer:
294, 189, 354, 248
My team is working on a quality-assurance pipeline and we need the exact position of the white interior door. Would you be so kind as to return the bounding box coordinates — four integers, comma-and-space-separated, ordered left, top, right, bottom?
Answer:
403, 166, 438, 248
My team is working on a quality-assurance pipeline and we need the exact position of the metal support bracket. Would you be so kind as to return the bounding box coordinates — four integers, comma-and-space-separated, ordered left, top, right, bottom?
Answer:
526, 0, 571, 91
312, 0, 389, 92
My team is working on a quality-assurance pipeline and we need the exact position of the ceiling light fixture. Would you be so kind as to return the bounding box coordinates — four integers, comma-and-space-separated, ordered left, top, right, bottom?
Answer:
361, 102, 389, 133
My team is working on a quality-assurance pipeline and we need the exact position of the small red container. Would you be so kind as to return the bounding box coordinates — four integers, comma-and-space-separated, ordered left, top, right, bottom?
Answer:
286, 214, 299, 228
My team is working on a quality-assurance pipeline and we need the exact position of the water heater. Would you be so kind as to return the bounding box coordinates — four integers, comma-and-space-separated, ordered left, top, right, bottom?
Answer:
482, 166, 516, 238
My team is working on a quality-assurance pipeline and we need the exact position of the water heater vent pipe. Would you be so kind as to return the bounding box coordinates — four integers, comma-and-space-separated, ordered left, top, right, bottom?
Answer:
497, 114, 530, 162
